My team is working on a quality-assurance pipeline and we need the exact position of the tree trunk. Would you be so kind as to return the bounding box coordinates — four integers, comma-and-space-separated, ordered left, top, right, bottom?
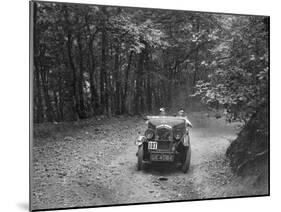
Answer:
64, 7, 79, 120
193, 19, 200, 92
121, 51, 133, 114
77, 32, 86, 118
100, 25, 108, 114
39, 67, 54, 122
107, 43, 113, 117
114, 44, 121, 114
193, 47, 199, 87
135, 51, 144, 114
34, 62, 44, 122
85, 15, 99, 114
58, 73, 64, 120
67, 31, 79, 120
53, 89, 59, 121
146, 53, 152, 112
33, 3, 44, 123
89, 63, 99, 113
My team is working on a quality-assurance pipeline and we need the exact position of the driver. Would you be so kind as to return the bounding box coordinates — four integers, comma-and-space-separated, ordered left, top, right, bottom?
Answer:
159, 107, 166, 116
177, 108, 192, 127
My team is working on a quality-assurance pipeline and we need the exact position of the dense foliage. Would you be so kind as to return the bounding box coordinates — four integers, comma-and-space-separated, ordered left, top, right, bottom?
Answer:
193, 16, 269, 123
33, 2, 229, 122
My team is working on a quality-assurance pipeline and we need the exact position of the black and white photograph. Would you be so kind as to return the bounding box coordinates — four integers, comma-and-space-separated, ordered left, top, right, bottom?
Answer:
30, 0, 269, 211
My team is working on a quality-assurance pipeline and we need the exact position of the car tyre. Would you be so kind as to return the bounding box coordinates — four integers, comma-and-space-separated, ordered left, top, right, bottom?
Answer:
137, 144, 144, 171
182, 146, 191, 173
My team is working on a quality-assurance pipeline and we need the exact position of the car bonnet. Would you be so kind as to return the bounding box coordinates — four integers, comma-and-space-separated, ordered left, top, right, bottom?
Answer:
147, 116, 185, 128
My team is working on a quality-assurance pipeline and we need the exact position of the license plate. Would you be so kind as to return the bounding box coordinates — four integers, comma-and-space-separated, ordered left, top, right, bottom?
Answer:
150, 153, 174, 161
148, 141, 157, 150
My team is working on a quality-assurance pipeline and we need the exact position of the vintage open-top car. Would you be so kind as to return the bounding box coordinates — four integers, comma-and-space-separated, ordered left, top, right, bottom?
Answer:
135, 115, 192, 173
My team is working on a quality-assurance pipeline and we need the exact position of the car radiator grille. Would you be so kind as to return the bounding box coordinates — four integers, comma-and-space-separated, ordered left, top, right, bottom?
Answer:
156, 127, 172, 150
156, 127, 171, 140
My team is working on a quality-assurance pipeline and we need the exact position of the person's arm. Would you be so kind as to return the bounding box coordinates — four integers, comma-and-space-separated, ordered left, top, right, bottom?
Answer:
185, 117, 192, 127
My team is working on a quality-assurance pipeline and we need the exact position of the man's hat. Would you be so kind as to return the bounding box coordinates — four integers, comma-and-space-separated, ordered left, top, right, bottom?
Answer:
178, 108, 184, 113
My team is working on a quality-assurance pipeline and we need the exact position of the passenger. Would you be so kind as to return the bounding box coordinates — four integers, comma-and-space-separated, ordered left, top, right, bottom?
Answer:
177, 108, 192, 127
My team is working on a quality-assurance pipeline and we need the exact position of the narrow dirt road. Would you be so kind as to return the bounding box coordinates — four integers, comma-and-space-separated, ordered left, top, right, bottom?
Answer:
32, 112, 265, 211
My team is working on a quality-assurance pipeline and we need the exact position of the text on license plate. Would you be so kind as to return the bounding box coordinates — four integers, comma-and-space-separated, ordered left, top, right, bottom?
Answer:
150, 153, 174, 161
148, 141, 157, 150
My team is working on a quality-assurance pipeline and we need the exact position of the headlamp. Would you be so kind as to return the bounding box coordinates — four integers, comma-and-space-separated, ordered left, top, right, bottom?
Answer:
174, 132, 182, 140
145, 129, 154, 140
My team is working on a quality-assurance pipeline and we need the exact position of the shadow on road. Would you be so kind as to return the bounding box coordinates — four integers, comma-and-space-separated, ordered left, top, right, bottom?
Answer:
141, 162, 193, 176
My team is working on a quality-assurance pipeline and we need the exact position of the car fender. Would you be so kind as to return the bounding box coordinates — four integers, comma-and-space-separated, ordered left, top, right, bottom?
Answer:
183, 134, 190, 147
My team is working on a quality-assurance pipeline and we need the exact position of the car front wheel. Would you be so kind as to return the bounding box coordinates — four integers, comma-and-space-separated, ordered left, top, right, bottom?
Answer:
137, 144, 144, 171
182, 146, 191, 173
